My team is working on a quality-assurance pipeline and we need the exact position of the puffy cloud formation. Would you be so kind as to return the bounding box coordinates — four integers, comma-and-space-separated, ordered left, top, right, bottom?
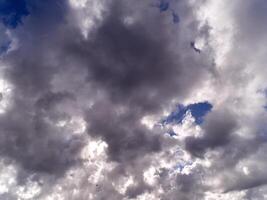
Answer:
0, 0, 267, 199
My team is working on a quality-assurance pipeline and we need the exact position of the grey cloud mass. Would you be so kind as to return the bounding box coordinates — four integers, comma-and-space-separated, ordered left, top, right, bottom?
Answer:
185, 109, 238, 157
0, 0, 267, 199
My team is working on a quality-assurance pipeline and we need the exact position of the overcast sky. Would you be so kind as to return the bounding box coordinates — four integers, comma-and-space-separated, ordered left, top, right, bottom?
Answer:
0, 0, 267, 199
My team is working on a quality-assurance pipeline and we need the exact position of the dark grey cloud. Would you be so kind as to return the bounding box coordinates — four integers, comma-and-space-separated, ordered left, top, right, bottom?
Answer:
185, 109, 238, 157
4, 0, 267, 199
0, 0, 212, 197
0, 0, 85, 179
61, 1, 211, 168
125, 180, 151, 199
63, 1, 207, 112
0, 91, 85, 175
86, 99, 162, 162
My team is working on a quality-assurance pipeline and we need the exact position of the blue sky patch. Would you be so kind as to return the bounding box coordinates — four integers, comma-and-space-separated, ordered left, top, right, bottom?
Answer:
262, 89, 267, 110
158, 0, 169, 12
165, 129, 177, 137
162, 101, 213, 125
152, 0, 180, 24
0, 0, 29, 28
0, 40, 11, 54
174, 161, 193, 172
172, 12, 180, 23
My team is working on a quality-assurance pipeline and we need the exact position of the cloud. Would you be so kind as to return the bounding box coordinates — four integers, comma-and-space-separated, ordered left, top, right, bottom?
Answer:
0, 0, 267, 199
185, 109, 237, 156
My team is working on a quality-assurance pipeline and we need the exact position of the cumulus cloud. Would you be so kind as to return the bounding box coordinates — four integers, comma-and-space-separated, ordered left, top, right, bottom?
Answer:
0, 0, 267, 199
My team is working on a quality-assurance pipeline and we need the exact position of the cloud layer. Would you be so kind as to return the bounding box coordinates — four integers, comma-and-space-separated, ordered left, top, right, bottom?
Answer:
0, 0, 267, 199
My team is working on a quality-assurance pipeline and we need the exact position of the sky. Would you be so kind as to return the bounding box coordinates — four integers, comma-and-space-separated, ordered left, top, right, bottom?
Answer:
0, 0, 267, 199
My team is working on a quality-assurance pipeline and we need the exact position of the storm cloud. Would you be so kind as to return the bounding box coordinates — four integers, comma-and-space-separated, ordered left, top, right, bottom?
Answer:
0, 0, 267, 199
